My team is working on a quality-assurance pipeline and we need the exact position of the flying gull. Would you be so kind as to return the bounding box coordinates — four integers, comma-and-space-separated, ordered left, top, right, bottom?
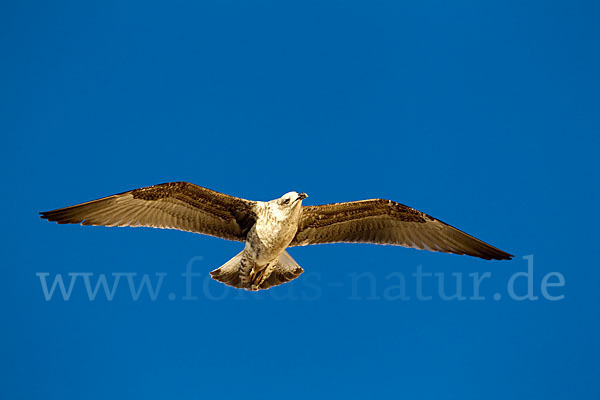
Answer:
40, 182, 512, 291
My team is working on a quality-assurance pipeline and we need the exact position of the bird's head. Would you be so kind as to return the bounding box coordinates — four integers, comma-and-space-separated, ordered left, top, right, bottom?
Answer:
272, 191, 308, 214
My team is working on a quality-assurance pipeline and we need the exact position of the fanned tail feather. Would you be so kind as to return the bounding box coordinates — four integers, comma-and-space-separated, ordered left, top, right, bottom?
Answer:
209, 251, 245, 289
210, 250, 304, 291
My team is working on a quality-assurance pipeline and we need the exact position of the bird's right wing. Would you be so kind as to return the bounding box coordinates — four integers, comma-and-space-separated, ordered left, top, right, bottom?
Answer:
291, 199, 512, 260
40, 182, 257, 241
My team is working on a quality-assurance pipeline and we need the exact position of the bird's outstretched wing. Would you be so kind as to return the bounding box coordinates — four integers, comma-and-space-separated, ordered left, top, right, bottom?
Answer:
291, 199, 512, 260
40, 182, 257, 242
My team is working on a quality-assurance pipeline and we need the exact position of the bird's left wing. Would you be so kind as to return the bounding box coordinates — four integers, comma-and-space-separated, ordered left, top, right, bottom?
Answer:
290, 199, 512, 260
40, 182, 257, 241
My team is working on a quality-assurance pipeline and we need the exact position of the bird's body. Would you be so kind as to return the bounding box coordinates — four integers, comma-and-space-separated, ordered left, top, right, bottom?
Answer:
228, 192, 306, 290
40, 182, 512, 291
249, 195, 304, 264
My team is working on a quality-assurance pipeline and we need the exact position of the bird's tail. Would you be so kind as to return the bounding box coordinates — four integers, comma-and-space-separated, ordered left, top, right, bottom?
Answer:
210, 250, 304, 291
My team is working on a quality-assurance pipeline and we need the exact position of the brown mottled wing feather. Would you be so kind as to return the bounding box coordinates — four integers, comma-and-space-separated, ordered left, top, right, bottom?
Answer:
40, 182, 257, 241
291, 199, 512, 260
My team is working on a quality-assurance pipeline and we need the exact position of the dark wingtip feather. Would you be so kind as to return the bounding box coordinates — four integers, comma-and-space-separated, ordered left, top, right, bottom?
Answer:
39, 209, 82, 224
479, 247, 513, 261
497, 251, 514, 261
39, 210, 53, 221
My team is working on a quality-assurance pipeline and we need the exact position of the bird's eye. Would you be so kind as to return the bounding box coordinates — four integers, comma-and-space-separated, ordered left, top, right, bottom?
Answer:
282, 198, 290, 204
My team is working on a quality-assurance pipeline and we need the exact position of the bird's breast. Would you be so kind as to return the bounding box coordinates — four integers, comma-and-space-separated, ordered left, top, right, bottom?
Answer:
246, 215, 299, 263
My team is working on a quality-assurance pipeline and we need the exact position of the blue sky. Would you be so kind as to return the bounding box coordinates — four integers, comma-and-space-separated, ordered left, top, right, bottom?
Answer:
1, 1, 599, 399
